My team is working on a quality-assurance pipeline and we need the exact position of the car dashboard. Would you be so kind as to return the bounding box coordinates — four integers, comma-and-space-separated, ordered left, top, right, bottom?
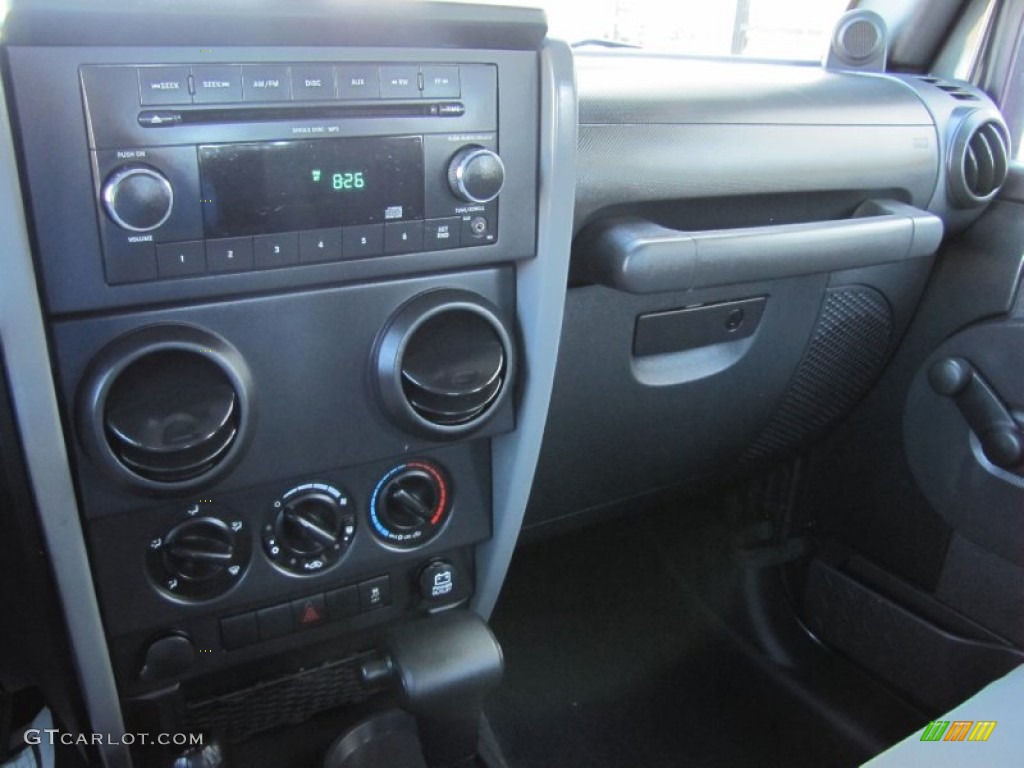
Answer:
0, 1, 1018, 767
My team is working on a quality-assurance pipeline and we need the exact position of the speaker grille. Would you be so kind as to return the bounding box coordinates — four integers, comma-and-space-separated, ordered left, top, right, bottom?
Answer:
741, 286, 892, 463
840, 19, 879, 60
184, 654, 378, 743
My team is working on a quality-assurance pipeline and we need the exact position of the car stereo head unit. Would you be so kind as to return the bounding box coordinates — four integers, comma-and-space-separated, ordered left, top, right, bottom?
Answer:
80, 62, 504, 284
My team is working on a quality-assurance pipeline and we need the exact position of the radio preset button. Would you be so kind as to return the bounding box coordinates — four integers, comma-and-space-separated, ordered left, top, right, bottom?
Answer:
379, 66, 421, 99
243, 65, 291, 102
138, 66, 191, 106
421, 66, 461, 99
192, 65, 243, 104
254, 233, 300, 269
207, 237, 254, 274
300, 228, 343, 263
342, 224, 384, 259
291, 65, 335, 101
385, 221, 425, 255
336, 66, 380, 100
157, 241, 206, 278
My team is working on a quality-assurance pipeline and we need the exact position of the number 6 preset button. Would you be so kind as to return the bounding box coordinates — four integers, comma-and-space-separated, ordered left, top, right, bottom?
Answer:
253, 232, 299, 269
384, 221, 424, 255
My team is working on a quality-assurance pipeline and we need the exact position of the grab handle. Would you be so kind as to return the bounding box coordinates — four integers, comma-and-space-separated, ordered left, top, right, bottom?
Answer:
579, 199, 944, 294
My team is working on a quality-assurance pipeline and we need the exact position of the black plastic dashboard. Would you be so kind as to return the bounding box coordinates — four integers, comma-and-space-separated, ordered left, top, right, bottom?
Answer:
0, 2, 576, 765
0, 1, 1014, 766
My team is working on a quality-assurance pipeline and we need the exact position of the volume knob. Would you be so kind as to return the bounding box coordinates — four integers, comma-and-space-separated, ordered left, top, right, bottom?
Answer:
102, 165, 174, 232
447, 146, 505, 204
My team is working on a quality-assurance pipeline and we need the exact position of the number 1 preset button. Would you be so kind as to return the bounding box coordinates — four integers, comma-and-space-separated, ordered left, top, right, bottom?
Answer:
207, 237, 254, 273
156, 241, 206, 278
253, 232, 299, 269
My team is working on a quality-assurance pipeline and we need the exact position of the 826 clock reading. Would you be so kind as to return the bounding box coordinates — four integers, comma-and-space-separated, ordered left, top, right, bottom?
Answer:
311, 169, 366, 190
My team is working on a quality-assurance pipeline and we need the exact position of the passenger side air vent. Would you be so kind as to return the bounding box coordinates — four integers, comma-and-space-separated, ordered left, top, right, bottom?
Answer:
374, 289, 516, 439
78, 326, 254, 493
948, 112, 1011, 208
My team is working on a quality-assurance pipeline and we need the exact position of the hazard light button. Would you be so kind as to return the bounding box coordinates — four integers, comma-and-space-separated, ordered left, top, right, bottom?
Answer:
291, 594, 327, 630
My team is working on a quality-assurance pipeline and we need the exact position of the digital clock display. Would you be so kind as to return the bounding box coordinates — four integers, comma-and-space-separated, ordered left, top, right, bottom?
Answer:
198, 136, 423, 238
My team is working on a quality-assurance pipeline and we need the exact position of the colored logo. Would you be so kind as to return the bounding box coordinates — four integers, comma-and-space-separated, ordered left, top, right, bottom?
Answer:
920, 721, 997, 742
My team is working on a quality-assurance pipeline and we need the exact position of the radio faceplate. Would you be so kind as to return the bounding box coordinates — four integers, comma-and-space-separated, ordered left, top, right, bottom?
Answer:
82, 62, 502, 285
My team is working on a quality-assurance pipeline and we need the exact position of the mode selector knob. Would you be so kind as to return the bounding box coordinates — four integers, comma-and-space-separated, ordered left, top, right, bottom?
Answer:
447, 146, 505, 204
102, 164, 174, 232
263, 484, 356, 576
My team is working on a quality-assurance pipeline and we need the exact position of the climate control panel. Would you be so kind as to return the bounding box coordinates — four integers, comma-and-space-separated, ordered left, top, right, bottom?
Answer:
146, 501, 251, 601
263, 483, 357, 575
370, 460, 451, 547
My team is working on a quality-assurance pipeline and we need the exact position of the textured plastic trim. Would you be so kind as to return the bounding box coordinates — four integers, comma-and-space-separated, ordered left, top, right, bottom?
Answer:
473, 39, 577, 618
0, 77, 130, 768
2, 0, 547, 50
582, 199, 944, 294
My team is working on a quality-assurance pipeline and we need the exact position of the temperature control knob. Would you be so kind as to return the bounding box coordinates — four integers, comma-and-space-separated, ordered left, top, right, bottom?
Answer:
264, 484, 356, 575
370, 461, 451, 548
102, 165, 174, 232
447, 146, 505, 204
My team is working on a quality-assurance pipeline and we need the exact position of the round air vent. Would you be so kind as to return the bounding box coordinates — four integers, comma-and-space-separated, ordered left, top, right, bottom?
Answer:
374, 289, 516, 439
78, 325, 254, 493
948, 111, 1010, 208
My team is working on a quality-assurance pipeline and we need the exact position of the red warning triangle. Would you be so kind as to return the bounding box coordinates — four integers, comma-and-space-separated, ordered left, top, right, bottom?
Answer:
301, 602, 322, 624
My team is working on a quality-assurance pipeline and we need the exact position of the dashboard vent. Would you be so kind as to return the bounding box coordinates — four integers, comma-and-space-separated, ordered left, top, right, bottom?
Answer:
374, 290, 516, 439
948, 113, 1010, 208
79, 325, 253, 493
917, 76, 979, 101
400, 310, 507, 427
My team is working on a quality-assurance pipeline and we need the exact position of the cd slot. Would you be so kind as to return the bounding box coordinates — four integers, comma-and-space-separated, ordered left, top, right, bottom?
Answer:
138, 101, 466, 128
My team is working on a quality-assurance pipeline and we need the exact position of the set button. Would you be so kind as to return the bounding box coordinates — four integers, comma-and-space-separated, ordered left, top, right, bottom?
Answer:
219, 575, 392, 650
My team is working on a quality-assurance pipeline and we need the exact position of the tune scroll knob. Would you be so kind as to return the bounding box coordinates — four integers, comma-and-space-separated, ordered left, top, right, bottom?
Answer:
447, 146, 505, 204
102, 164, 174, 232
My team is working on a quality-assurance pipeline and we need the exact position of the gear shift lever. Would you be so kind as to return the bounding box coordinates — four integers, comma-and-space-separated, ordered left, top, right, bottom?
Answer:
360, 610, 503, 767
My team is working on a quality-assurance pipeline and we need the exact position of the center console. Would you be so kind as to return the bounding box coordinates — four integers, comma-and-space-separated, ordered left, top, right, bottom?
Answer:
0, 2, 576, 765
